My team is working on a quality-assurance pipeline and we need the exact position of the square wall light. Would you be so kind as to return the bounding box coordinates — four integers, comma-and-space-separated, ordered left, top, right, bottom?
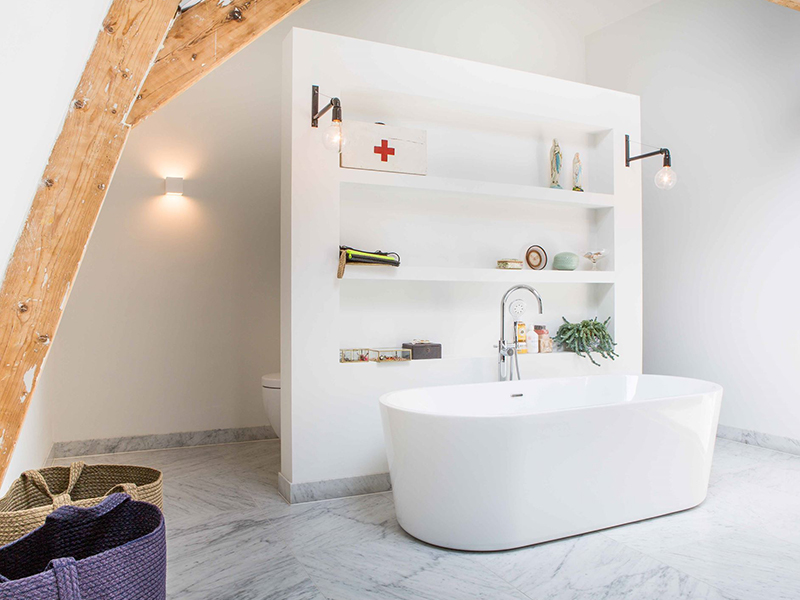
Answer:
165, 177, 184, 196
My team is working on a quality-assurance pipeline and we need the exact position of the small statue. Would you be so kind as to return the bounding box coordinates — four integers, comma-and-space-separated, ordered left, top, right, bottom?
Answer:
583, 249, 607, 271
549, 139, 563, 189
572, 153, 583, 192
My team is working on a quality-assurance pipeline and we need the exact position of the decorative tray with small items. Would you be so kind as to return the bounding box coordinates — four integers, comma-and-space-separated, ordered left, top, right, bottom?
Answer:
340, 348, 411, 363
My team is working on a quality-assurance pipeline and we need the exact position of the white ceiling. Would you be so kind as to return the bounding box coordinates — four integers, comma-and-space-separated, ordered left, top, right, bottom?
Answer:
178, 0, 664, 36
546, 0, 666, 35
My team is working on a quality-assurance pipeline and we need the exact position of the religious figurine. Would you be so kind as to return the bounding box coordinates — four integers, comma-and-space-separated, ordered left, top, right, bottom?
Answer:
549, 139, 563, 189
572, 152, 584, 192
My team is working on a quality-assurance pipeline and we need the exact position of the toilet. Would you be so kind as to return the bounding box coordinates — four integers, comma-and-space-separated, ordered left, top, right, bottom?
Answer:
261, 372, 281, 438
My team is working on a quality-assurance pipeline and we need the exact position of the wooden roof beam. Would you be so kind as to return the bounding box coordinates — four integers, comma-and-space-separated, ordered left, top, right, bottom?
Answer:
0, 0, 179, 482
0, 0, 313, 483
766, 0, 800, 10
126, 0, 311, 127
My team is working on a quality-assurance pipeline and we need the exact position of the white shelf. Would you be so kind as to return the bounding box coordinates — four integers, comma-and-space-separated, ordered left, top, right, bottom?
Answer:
338, 351, 590, 368
339, 170, 614, 209
342, 266, 615, 284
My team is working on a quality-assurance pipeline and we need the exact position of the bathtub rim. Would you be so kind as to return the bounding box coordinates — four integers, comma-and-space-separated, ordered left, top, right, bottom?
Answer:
379, 373, 723, 419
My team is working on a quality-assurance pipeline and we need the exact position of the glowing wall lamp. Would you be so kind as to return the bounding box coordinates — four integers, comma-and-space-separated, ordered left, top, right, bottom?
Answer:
311, 85, 346, 152
625, 135, 677, 190
165, 177, 184, 196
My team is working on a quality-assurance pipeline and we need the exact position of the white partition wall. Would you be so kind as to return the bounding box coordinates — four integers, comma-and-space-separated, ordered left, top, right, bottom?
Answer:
281, 29, 642, 500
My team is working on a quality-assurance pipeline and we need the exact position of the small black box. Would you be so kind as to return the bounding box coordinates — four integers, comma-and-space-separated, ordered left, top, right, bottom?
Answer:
402, 342, 442, 360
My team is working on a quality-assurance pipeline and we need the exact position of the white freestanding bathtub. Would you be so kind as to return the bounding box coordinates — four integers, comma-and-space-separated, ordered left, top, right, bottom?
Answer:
380, 374, 722, 551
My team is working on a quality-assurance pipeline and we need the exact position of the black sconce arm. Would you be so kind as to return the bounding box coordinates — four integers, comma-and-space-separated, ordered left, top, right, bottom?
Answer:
311, 85, 342, 127
625, 134, 671, 167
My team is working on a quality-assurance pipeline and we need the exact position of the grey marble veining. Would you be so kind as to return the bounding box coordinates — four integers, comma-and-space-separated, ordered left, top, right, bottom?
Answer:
652, 530, 800, 600
52, 426, 276, 458
283, 472, 391, 504
167, 511, 322, 600
473, 533, 730, 600
709, 438, 796, 482
268, 491, 401, 555
600, 496, 743, 555
703, 456, 800, 547
717, 424, 800, 456
296, 535, 530, 600
51, 436, 800, 599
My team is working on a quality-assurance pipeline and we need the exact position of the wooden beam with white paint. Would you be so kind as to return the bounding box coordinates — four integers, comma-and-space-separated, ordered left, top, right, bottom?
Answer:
0, 0, 179, 482
126, 0, 311, 127
766, 0, 800, 10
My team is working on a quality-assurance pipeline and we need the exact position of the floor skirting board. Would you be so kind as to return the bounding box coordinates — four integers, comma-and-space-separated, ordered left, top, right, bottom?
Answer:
717, 424, 800, 456
52, 425, 276, 458
276, 426, 799, 504
278, 471, 392, 504
43, 444, 55, 469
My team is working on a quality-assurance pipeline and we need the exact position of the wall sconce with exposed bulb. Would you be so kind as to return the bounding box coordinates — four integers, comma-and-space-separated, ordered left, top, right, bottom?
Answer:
311, 85, 346, 153
164, 177, 184, 196
625, 135, 677, 190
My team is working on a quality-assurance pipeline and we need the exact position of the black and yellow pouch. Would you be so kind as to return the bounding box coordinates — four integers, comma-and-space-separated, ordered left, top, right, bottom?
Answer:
337, 246, 401, 278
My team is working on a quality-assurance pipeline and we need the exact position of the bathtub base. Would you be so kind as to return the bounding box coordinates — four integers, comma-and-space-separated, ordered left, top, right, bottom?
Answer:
396, 497, 707, 552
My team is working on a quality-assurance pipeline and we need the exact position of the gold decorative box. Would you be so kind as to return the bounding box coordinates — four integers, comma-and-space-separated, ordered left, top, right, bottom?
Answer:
497, 259, 523, 270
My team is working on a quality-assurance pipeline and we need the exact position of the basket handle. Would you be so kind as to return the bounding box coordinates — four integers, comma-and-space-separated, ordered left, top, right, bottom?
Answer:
22, 461, 86, 506
106, 482, 138, 496
49, 557, 82, 600
45, 493, 130, 525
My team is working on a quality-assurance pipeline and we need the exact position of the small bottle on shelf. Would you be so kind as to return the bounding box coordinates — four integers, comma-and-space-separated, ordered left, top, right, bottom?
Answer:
515, 321, 527, 354
526, 324, 539, 353
534, 325, 553, 354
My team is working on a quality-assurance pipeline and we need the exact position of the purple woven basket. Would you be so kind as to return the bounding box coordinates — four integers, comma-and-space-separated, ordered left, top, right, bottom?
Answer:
0, 494, 165, 600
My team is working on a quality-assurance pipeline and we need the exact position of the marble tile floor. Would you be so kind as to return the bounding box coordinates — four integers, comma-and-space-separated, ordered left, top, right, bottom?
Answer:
53, 438, 800, 600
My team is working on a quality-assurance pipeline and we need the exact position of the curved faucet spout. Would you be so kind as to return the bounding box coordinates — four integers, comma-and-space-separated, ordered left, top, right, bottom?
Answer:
499, 285, 543, 381
500, 285, 543, 340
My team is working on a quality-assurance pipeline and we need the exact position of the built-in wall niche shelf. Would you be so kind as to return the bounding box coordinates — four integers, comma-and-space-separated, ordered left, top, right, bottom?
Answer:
338, 280, 614, 362
344, 85, 615, 194
286, 31, 643, 493
339, 171, 614, 210
336, 351, 602, 374
340, 173, 616, 274
342, 266, 615, 284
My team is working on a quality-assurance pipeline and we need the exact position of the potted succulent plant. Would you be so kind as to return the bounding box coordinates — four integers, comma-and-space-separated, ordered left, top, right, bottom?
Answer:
554, 317, 617, 366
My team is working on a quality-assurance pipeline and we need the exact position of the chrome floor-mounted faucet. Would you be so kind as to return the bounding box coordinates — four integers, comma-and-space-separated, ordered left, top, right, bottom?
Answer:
498, 285, 543, 381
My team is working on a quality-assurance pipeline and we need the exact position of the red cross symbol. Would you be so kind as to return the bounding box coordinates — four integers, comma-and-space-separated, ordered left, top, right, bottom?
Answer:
374, 139, 396, 162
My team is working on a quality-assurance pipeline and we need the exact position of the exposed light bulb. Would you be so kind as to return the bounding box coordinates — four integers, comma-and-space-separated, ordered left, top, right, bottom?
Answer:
322, 121, 346, 153
654, 166, 677, 190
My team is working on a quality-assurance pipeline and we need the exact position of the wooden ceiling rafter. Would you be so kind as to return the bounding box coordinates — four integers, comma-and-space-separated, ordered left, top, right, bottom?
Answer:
766, 0, 800, 11
0, 0, 309, 482
127, 0, 310, 127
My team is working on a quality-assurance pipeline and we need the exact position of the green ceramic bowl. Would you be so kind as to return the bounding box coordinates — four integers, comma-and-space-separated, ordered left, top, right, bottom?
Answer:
553, 252, 579, 271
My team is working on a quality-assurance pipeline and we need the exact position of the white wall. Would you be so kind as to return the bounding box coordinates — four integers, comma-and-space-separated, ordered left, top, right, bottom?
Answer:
0, 0, 111, 271
0, 0, 111, 491
283, 29, 641, 484
587, 0, 800, 440
1, 392, 53, 495
39, 0, 590, 443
